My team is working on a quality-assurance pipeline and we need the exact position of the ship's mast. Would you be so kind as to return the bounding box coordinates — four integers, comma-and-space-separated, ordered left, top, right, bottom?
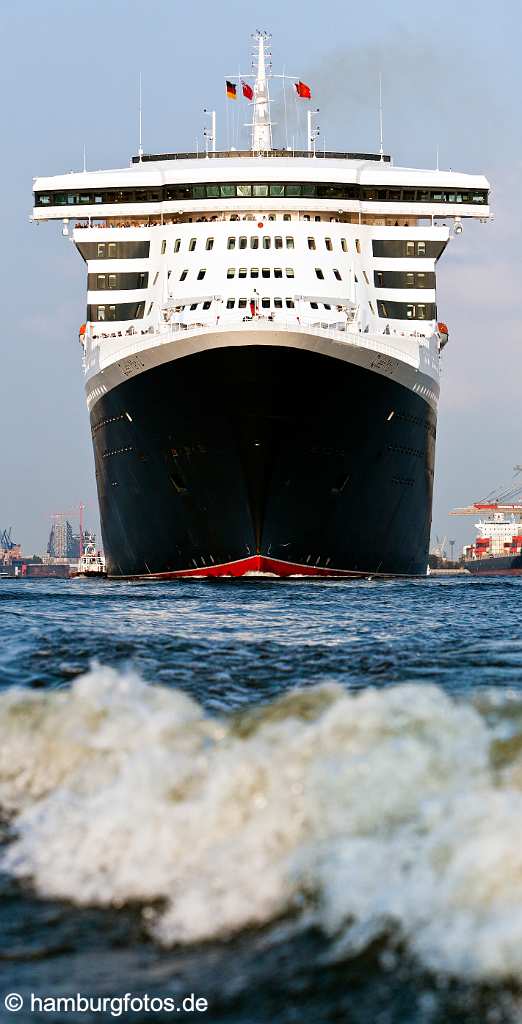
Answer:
251, 31, 272, 152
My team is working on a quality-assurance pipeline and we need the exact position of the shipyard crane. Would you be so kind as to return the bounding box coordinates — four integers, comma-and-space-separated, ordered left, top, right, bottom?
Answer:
0, 528, 16, 551
451, 466, 522, 516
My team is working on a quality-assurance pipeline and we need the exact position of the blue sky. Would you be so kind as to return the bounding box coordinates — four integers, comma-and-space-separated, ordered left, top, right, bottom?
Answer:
1, 0, 520, 554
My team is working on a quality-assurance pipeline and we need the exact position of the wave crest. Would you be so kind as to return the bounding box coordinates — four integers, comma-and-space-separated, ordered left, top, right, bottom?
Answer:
1, 666, 522, 981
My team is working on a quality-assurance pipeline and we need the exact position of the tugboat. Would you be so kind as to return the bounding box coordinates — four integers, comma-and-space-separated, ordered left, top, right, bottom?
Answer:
72, 542, 107, 578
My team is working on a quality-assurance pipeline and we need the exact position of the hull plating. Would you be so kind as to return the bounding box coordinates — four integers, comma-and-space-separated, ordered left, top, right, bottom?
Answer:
90, 345, 436, 578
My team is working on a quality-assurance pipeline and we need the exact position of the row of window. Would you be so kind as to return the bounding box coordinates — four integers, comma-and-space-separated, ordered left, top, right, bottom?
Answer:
173, 235, 357, 253
316, 268, 342, 280
226, 267, 295, 279
377, 301, 437, 320
77, 238, 446, 264
87, 298, 436, 322
374, 271, 435, 289
77, 241, 150, 261
226, 235, 295, 250
372, 239, 446, 259
88, 272, 149, 290
36, 181, 488, 207
173, 298, 345, 314
225, 298, 296, 310
85, 266, 432, 293
87, 302, 146, 321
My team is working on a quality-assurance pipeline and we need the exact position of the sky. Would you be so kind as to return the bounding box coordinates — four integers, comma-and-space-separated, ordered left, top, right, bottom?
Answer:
0, 0, 520, 556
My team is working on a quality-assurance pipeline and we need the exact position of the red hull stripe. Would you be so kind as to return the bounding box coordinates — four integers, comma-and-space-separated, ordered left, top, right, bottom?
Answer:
112, 555, 381, 580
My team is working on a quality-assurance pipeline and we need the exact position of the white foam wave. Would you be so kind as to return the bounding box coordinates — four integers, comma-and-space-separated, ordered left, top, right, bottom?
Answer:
1, 667, 522, 982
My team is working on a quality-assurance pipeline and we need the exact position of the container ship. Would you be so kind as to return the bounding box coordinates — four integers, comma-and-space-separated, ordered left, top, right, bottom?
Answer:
32, 34, 490, 579
452, 478, 522, 575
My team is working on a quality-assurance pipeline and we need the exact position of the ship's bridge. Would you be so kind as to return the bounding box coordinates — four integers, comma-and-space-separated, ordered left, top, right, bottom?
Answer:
33, 154, 490, 224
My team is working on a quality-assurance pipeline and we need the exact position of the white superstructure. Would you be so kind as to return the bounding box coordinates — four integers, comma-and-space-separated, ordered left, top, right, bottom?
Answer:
32, 33, 490, 422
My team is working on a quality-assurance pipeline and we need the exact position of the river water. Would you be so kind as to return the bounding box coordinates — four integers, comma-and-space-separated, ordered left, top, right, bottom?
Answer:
1, 576, 521, 1023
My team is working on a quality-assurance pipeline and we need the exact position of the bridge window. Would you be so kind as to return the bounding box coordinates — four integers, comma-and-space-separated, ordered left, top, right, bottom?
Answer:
239, 237, 247, 249
197, 269, 206, 280
206, 238, 214, 250
263, 237, 271, 249
189, 238, 197, 251
275, 236, 283, 249
250, 236, 259, 249
238, 268, 247, 278
161, 240, 166, 254
274, 297, 283, 308
333, 269, 342, 280
180, 269, 188, 281
36, 182, 489, 209
286, 268, 294, 278
262, 268, 270, 278
341, 238, 348, 252
315, 268, 324, 279
286, 237, 294, 249
238, 298, 247, 308
262, 297, 270, 309
274, 268, 283, 278
227, 268, 235, 278
286, 298, 295, 308
227, 237, 236, 250
308, 237, 316, 250
325, 238, 333, 251
174, 238, 181, 253
226, 299, 235, 309
250, 268, 259, 278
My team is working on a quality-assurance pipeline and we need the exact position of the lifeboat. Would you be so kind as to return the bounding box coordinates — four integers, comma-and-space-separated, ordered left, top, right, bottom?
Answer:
437, 322, 449, 348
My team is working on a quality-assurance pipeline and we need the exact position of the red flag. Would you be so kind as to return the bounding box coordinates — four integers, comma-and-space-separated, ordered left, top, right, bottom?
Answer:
295, 80, 311, 99
242, 80, 254, 101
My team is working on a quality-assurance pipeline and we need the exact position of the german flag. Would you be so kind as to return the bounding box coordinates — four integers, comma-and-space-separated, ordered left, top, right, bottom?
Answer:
226, 80, 237, 99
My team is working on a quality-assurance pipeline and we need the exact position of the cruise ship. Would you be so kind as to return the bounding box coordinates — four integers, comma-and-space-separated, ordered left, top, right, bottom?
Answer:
32, 34, 490, 579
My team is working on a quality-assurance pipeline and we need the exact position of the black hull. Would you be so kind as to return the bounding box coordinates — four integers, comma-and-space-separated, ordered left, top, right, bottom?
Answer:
463, 555, 522, 575
89, 345, 436, 577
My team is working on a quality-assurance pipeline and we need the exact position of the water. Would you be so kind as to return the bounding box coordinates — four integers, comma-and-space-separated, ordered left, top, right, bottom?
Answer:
1, 576, 522, 1024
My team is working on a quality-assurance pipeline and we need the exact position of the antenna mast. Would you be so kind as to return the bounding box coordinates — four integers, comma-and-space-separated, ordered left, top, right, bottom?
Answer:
378, 72, 384, 159
138, 73, 143, 161
251, 31, 272, 152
